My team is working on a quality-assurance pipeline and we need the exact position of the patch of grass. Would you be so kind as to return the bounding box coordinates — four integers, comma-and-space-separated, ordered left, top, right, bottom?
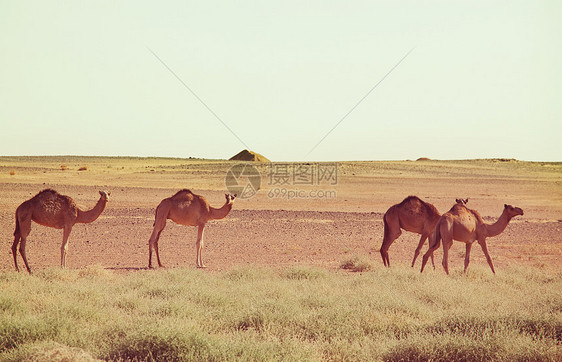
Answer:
340, 255, 374, 272
5, 341, 100, 362
105, 326, 218, 361
225, 265, 272, 281
0, 265, 560, 361
281, 266, 328, 280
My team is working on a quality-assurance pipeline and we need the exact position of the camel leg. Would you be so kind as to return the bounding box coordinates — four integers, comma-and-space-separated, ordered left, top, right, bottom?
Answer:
380, 215, 401, 267
19, 237, 33, 274
421, 234, 440, 273
428, 232, 436, 270
148, 220, 166, 269
430, 248, 435, 270
441, 239, 452, 275
464, 242, 472, 273
412, 234, 429, 267
148, 230, 165, 269
60, 226, 72, 268
478, 239, 496, 274
154, 232, 164, 268
15, 216, 32, 273
196, 224, 206, 268
380, 236, 397, 268
12, 234, 21, 272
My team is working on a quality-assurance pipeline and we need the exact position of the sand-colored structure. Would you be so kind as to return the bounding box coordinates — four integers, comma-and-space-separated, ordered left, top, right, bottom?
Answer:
229, 149, 270, 162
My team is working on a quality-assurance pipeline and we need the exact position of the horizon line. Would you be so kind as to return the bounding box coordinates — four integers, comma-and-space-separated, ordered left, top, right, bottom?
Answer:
0, 154, 560, 163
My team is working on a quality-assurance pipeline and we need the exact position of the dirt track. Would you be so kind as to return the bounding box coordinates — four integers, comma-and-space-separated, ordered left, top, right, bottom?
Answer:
1, 158, 561, 274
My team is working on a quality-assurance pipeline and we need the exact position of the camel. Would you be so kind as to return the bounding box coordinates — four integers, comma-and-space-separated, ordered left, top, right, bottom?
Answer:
380, 196, 443, 268
12, 189, 109, 273
148, 189, 236, 269
420, 202, 523, 274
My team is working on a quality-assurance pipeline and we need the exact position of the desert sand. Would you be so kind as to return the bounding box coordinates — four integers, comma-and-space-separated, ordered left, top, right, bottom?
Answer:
1, 156, 560, 273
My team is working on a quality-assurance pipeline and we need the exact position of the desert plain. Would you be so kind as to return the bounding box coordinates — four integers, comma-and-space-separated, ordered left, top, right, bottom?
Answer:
1, 156, 560, 274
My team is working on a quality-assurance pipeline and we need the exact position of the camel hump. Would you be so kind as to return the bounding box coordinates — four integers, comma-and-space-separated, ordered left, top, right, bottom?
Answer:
39, 188, 57, 193
398, 195, 423, 209
33, 189, 67, 204
399, 195, 438, 215
37, 188, 59, 197
400, 195, 422, 204
172, 189, 193, 197
448, 203, 483, 222
449, 203, 467, 213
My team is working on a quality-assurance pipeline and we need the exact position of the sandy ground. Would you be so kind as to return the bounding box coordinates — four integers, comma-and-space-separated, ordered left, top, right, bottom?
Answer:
1, 157, 560, 274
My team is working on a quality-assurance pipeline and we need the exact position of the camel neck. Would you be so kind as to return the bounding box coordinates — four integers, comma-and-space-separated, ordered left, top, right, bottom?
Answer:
76, 197, 107, 223
485, 210, 511, 237
209, 202, 233, 220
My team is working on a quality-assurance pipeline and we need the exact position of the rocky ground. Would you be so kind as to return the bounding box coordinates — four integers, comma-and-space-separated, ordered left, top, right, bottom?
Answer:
1, 158, 560, 274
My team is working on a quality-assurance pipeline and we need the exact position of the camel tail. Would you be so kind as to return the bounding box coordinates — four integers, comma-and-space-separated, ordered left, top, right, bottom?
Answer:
153, 207, 159, 227
382, 215, 390, 250
13, 211, 20, 237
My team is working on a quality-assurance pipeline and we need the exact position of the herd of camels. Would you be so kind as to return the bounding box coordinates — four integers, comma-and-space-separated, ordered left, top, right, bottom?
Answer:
11, 189, 523, 275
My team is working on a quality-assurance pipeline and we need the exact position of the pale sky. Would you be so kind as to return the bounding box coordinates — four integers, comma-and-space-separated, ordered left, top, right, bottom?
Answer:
1, 1, 561, 161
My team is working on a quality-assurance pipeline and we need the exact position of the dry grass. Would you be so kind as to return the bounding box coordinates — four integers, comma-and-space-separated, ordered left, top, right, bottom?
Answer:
0, 265, 560, 361
340, 255, 374, 272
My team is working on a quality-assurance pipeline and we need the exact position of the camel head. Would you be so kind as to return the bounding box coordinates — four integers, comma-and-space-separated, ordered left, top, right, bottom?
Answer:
455, 198, 469, 205
225, 193, 236, 205
99, 191, 110, 201
504, 204, 523, 217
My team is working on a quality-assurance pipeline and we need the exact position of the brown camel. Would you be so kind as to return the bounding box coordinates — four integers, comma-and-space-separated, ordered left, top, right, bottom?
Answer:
12, 189, 109, 273
420, 202, 523, 274
380, 196, 442, 268
148, 189, 236, 269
